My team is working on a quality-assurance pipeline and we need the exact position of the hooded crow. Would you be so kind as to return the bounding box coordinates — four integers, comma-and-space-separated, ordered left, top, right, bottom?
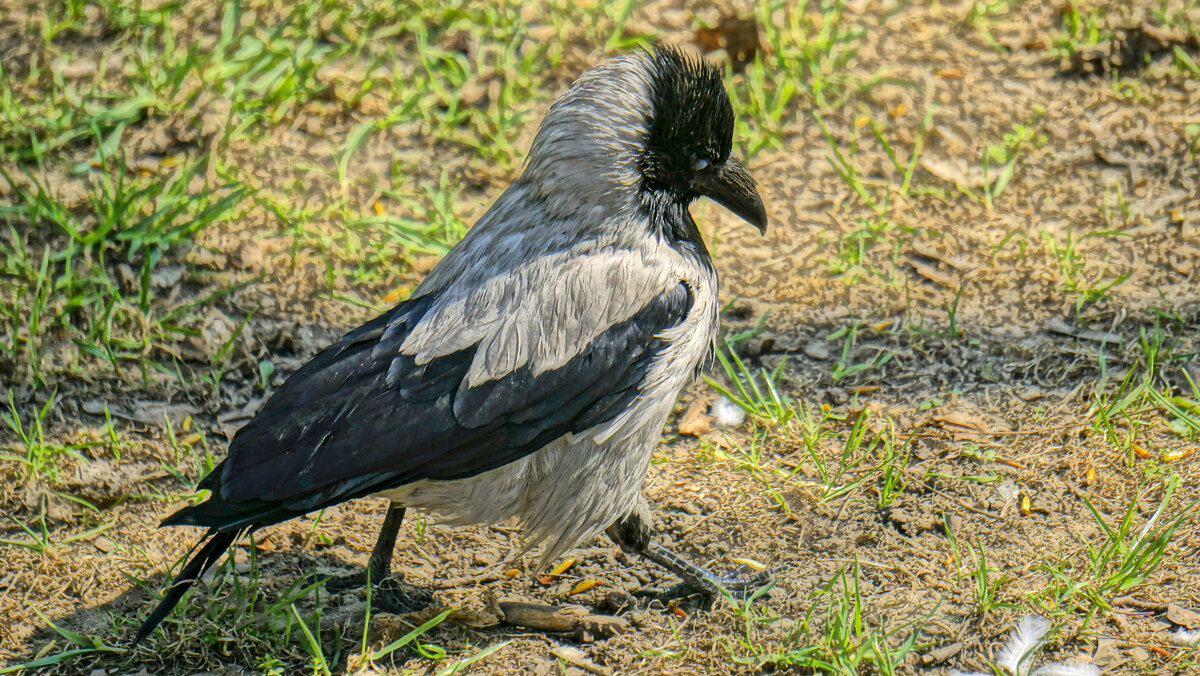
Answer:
134, 44, 769, 644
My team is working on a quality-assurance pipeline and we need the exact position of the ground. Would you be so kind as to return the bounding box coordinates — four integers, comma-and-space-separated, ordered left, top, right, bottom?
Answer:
2, 0, 1200, 674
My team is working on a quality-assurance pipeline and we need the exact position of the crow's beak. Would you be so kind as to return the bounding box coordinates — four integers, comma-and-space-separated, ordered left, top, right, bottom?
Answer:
696, 156, 767, 234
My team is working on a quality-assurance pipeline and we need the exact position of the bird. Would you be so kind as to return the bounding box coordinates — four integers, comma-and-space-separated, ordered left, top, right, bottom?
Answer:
133, 43, 768, 644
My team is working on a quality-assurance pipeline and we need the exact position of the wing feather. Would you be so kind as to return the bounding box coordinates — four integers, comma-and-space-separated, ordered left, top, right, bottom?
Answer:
168, 281, 692, 531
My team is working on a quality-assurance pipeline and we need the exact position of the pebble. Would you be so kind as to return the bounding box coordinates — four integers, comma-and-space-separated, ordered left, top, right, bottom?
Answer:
151, 265, 184, 289
804, 340, 831, 360
58, 58, 97, 80
235, 240, 265, 271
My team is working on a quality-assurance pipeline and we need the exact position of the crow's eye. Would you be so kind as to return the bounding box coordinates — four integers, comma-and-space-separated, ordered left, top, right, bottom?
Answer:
693, 158, 709, 171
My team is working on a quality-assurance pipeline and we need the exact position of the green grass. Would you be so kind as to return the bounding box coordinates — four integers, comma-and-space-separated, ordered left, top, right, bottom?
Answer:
965, 0, 1029, 50
112, 532, 508, 675
0, 0, 890, 385
0, 606, 124, 675
0, 2, 653, 668
722, 559, 931, 673
1091, 317, 1198, 472
979, 109, 1046, 208
1, 389, 87, 480
1048, 0, 1200, 77
0, 494, 114, 556
1039, 223, 1135, 318
706, 340, 913, 507
1031, 474, 1199, 625
700, 309, 1199, 672
827, 319, 895, 383
0, 156, 247, 384
1049, 2, 1113, 62
807, 107, 947, 297
0, 0, 661, 386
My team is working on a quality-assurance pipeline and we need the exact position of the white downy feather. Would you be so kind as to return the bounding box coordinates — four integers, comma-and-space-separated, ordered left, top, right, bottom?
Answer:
997, 614, 1051, 676
1032, 661, 1101, 676
1171, 628, 1200, 646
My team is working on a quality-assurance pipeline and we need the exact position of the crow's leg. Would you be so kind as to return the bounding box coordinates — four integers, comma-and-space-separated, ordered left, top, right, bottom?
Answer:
366, 502, 407, 581
324, 502, 406, 589
323, 502, 434, 614
606, 503, 774, 604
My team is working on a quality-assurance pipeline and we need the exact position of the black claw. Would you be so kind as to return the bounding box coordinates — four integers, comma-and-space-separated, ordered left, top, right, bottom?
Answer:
316, 569, 369, 591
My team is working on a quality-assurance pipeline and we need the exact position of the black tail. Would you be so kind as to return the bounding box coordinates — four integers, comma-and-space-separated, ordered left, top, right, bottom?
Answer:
133, 529, 243, 644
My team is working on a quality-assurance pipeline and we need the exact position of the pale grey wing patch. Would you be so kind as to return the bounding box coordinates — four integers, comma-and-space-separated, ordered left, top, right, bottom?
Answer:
400, 248, 678, 388
478, 316, 527, 382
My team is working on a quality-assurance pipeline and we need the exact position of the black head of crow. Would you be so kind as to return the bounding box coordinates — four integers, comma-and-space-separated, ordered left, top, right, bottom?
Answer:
134, 44, 768, 644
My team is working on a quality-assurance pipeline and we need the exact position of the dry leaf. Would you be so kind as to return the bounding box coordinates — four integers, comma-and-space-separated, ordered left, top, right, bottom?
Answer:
1167, 604, 1200, 629
694, 15, 763, 67
538, 557, 576, 584
1161, 447, 1196, 462
568, 579, 601, 595
907, 257, 959, 288
932, 410, 991, 442
677, 397, 712, 436
550, 644, 610, 676
383, 285, 410, 304
730, 557, 767, 572
499, 601, 626, 641
920, 156, 987, 189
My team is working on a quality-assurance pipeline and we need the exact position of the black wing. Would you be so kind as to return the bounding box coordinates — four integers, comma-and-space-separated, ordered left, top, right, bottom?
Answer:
165, 282, 693, 531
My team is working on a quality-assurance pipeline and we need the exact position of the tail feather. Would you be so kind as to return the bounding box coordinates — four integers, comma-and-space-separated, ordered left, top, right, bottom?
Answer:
133, 529, 243, 644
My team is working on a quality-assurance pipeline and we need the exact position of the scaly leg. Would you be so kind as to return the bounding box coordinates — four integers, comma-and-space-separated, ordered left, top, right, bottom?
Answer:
366, 502, 407, 581
605, 502, 774, 604
324, 502, 433, 614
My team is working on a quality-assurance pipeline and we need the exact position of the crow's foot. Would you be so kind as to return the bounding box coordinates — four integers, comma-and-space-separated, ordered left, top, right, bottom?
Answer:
372, 577, 436, 615
638, 542, 775, 606
316, 571, 434, 614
